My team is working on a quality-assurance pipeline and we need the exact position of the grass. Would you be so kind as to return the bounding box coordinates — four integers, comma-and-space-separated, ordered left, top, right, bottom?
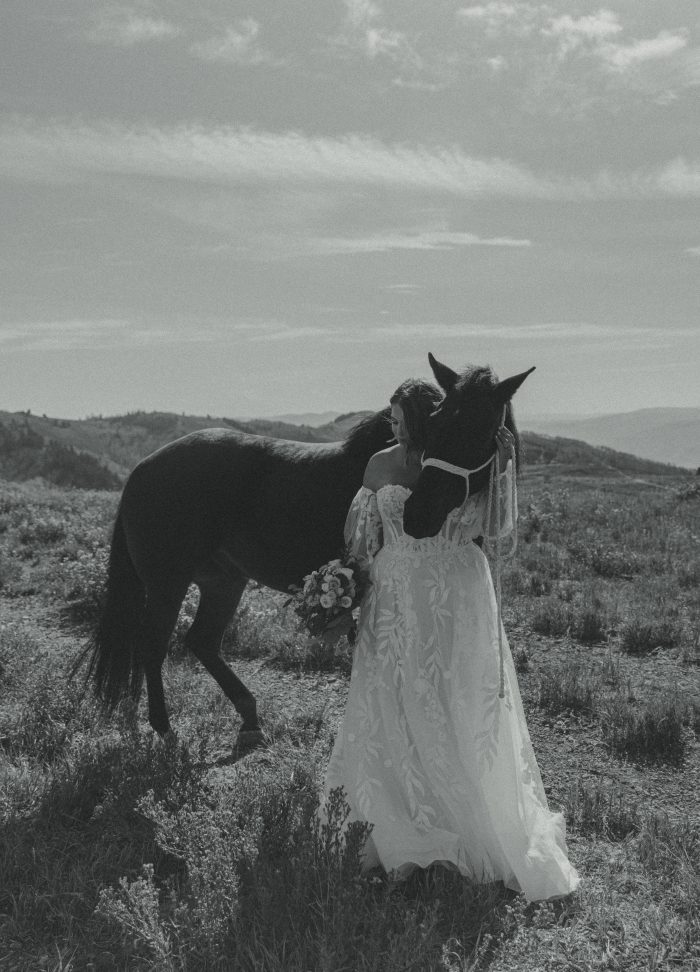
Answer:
601, 693, 691, 765
0, 471, 698, 970
536, 659, 599, 716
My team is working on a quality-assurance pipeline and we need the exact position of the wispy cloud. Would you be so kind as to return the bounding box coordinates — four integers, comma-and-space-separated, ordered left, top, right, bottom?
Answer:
0, 318, 221, 353
190, 19, 278, 65
313, 229, 532, 253
3, 116, 700, 200
86, 7, 181, 46
0, 117, 562, 197
352, 321, 698, 345
0, 317, 343, 352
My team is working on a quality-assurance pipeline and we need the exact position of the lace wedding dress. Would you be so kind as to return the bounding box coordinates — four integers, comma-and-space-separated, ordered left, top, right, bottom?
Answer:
324, 468, 580, 902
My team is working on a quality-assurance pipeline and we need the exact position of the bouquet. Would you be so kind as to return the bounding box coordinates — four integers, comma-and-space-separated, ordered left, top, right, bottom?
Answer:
288, 556, 366, 645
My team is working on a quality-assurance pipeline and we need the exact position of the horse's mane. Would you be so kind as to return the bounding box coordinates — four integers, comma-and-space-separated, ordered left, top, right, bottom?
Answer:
342, 408, 392, 458
455, 363, 497, 394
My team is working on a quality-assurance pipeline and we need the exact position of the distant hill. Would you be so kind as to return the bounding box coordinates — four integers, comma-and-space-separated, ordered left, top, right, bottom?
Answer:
525, 407, 699, 470
240, 410, 342, 428
0, 408, 689, 490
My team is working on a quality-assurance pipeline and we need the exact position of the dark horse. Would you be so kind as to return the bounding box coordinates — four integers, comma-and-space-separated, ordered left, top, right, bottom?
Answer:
87, 354, 533, 744
87, 407, 392, 741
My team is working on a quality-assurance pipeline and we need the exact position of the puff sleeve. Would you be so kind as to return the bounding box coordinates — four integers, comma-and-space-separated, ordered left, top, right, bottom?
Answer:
343, 486, 383, 568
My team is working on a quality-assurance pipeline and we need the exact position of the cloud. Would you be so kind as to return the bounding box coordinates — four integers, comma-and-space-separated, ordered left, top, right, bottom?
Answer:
2, 117, 700, 200
456, 2, 539, 37
313, 230, 532, 253
456, 5, 699, 106
190, 19, 277, 65
544, 9, 622, 57
0, 117, 561, 197
0, 317, 300, 352
351, 321, 698, 345
600, 30, 688, 71
336, 0, 420, 69
86, 7, 181, 46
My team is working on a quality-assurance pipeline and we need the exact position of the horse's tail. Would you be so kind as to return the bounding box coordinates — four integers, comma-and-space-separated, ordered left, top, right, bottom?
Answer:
86, 504, 147, 709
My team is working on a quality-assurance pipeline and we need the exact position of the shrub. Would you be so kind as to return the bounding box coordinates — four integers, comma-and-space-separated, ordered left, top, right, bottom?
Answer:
571, 602, 608, 644
601, 694, 689, 764
57, 548, 109, 623
18, 516, 67, 546
95, 864, 173, 969
637, 813, 700, 926
620, 618, 683, 655
588, 544, 641, 579
565, 779, 640, 839
531, 598, 572, 637
512, 646, 530, 673
270, 634, 354, 676
537, 661, 598, 716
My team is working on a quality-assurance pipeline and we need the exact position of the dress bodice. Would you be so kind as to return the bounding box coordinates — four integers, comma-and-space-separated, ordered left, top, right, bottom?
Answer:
376, 483, 487, 549
343, 461, 515, 567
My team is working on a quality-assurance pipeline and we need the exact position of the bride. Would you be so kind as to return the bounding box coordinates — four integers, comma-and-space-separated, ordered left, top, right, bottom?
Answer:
323, 377, 580, 902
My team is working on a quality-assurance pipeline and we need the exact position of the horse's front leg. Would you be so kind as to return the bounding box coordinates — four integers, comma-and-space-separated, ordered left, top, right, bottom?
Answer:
186, 569, 264, 748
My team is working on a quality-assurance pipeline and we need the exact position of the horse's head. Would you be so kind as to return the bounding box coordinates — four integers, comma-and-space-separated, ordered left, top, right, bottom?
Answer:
403, 353, 535, 539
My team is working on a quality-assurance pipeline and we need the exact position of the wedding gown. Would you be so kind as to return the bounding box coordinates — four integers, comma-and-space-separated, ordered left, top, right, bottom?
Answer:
324, 468, 580, 902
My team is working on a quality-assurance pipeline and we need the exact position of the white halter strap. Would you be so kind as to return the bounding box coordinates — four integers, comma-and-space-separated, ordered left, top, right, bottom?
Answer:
420, 451, 495, 479
419, 406, 507, 480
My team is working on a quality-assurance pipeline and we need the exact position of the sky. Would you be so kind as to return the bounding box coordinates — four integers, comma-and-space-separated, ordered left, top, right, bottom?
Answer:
1, 1, 699, 420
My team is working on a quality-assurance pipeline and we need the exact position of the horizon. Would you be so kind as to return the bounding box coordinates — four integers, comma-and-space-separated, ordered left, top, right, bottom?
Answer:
3, 402, 699, 426
2, 2, 699, 419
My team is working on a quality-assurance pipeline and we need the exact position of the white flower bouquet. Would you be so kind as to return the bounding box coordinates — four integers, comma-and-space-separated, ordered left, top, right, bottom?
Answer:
288, 556, 366, 644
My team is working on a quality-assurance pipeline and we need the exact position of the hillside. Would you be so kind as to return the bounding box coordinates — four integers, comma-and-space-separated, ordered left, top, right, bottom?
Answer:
526, 407, 700, 470
0, 408, 689, 490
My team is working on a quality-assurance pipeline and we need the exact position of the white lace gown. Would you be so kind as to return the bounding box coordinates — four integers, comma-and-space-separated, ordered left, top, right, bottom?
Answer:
324, 475, 580, 902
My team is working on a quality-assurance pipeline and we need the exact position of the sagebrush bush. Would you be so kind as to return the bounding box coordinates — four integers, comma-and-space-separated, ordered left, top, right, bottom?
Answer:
18, 516, 67, 546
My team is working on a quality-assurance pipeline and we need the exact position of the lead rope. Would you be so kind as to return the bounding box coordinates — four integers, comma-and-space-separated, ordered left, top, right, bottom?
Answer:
421, 415, 519, 701
483, 435, 518, 699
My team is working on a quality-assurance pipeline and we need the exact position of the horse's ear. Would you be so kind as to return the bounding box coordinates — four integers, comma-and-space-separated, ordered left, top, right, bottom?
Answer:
492, 366, 536, 404
428, 352, 459, 392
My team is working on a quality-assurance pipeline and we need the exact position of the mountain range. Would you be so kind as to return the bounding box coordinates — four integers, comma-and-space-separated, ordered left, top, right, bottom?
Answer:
523, 408, 699, 470
0, 407, 691, 491
250, 406, 699, 471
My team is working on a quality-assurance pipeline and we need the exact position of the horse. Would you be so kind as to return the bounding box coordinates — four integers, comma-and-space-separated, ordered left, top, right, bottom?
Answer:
403, 353, 535, 538
86, 408, 392, 744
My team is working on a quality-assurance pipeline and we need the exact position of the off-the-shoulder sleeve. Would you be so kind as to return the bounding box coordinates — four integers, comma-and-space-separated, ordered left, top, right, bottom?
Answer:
343, 486, 383, 567
484, 459, 517, 540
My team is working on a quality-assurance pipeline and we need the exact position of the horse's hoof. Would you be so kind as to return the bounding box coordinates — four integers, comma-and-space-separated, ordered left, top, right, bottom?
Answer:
235, 728, 265, 754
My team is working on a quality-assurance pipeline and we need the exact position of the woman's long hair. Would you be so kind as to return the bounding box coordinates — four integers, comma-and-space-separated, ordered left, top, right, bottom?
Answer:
390, 378, 443, 454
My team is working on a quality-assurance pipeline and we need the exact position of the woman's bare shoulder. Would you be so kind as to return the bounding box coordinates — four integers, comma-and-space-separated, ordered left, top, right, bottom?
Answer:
363, 445, 403, 490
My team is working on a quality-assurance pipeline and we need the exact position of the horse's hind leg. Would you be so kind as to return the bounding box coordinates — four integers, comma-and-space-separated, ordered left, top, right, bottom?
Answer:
142, 583, 188, 736
186, 570, 261, 737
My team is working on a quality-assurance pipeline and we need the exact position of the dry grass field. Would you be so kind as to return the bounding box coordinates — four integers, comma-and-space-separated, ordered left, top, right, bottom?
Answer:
0, 468, 698, 971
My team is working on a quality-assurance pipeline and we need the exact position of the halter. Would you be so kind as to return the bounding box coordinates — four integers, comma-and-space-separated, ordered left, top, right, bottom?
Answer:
420, 450, 495, 483
419, 406, 517, 700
